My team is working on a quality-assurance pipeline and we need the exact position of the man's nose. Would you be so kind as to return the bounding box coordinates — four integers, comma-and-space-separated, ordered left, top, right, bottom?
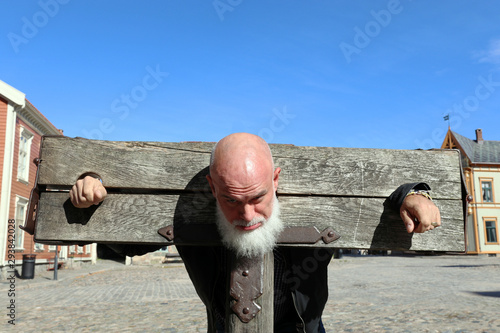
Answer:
240, 204, 256, 222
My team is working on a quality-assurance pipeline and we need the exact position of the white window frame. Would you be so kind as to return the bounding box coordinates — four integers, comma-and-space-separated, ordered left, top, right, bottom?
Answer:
17, 127, 34, 183
34, 242, 44, 251
14, 196, 29, 250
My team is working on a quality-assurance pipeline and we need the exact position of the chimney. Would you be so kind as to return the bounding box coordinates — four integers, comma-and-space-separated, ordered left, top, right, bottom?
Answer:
475, 129, 483, 144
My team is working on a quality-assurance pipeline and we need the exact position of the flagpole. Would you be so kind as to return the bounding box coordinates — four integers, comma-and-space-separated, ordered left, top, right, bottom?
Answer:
444, 114, 450, 129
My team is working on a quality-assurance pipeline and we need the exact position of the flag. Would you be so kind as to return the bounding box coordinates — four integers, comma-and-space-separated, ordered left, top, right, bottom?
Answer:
444, 114, 449, 121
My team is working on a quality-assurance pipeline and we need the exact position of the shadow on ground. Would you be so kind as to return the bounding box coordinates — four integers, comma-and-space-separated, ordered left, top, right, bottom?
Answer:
468, 291, 500, 298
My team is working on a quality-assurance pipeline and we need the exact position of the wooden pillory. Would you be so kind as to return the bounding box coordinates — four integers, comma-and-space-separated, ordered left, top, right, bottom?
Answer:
23, 136, 467, 332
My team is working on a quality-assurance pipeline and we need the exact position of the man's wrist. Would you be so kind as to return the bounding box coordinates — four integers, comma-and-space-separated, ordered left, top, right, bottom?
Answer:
405, 189, 432, 201
79, 172, 103, 184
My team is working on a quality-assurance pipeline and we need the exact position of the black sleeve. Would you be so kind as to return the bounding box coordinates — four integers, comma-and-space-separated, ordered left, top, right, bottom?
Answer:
388, 182, 431, 210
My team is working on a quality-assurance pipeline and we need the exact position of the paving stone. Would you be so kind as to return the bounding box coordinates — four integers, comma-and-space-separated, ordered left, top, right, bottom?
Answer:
1, 255, 499, 332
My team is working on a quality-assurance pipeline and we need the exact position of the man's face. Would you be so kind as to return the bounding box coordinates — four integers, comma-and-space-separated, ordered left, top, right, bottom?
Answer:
209, 166, 281, 230
215, 193, 283, 258
207, 165, 282, 258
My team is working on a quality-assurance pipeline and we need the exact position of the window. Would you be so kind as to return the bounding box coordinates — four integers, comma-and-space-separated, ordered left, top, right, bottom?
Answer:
17, 128, 34, 182
480, 179, 494, 203
484, 218, 498, 244
14, 197, 29, 249
34, 243, 44, 251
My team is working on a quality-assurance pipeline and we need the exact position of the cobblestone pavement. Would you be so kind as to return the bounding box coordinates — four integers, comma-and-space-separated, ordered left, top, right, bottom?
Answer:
325, 255, 500, 333
1, 254, 499, 332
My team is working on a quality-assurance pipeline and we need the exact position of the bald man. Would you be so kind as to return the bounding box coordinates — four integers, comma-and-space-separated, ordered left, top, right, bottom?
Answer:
70, 133, 441, 332
206, 133, 284, 258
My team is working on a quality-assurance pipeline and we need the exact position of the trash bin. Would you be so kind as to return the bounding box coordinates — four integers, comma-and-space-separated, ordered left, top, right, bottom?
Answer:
21, 254, 36, 279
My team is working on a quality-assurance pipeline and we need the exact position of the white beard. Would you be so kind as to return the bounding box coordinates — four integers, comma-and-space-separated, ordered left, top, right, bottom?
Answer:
215, 195, 284, 258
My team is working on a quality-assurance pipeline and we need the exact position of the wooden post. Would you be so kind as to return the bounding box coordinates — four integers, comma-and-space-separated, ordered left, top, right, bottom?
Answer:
226, 251, 274, 332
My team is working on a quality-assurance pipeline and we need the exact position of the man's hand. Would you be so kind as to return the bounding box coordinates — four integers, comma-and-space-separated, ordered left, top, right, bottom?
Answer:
400, 194, 441, 233
69, 176, 107, 208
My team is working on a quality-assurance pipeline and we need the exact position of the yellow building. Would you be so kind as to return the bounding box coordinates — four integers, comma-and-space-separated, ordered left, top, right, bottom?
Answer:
442, 128, 500, 255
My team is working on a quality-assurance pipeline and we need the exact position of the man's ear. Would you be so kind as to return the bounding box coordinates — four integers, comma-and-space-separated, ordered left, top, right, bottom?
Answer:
206, 174, 216, 197
273, 167, 281, 191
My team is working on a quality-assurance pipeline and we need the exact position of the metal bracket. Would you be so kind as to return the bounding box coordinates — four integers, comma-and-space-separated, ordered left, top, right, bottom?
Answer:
157, 225, 175, 241
321, 227, 341, 244
157, 225, 341, 246
277, 226, 340, 244
229, 255, 264, 323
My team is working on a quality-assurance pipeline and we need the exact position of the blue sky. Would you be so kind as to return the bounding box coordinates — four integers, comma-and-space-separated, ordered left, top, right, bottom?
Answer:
1, 1, 499, 149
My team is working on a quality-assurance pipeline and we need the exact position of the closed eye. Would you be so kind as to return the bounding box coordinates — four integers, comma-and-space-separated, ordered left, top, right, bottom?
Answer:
252, 191, 267, 203
252, 195, 264, 203
223, 195, 238, 204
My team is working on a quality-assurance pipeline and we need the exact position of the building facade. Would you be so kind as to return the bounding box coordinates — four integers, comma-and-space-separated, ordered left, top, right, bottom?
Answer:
1, 80, 95, 279
442, 128, 500, 255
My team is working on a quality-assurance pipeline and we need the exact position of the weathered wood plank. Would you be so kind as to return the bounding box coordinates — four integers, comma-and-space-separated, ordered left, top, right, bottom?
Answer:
33, 136, 465, 252
274, 147, 462, 199
38, 137, 462, 199
34, 192, 464, 251
39, 138, 214, 191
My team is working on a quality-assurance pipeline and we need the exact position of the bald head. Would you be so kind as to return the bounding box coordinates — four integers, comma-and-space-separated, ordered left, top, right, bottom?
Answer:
209, 132, 274, 180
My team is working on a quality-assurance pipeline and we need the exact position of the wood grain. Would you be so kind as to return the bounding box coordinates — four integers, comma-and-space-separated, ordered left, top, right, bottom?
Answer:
33, 137, 465, 252
34, 192, 464, 251
38, 137, 462, 198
